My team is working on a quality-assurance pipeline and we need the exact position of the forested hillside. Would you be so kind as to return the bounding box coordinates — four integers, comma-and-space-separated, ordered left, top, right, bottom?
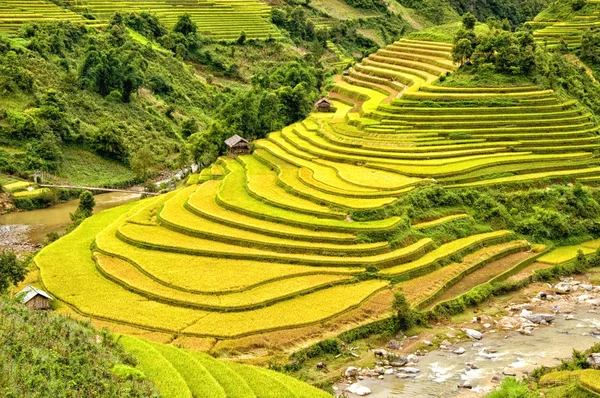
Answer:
0, 0, 558, 199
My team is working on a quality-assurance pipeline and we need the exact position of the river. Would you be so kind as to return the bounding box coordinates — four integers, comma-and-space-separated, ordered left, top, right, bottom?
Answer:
337, 307, 600, 397
0, 192, 140, 247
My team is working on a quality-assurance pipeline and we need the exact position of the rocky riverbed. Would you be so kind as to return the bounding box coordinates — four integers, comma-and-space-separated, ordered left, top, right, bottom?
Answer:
335, 277, 600, 397
0, 224, 41, 256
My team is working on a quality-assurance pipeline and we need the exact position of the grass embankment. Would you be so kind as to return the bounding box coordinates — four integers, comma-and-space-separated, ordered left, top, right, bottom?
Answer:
0, 296, 158, 397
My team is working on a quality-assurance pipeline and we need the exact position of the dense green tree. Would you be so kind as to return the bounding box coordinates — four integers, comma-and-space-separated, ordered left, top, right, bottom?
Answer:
91, 123, 128, 162
462, 12, 476, 30
453, 38, 474, 64
173, 13, 196, 37
24, 134, 63, 172
0, 251, 28, 294
180, 118, 199, 138
77, 190, 96, 217
581, 29, 600, 64
130, 147, 158, 180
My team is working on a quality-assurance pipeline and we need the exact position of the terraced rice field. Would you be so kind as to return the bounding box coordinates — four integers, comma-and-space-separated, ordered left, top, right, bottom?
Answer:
0, 0, 280, 40
0, 0, 98, 35
530, 1, 600, 49
35, 38, 600, 352
63, 0, 281, 41
120, 335, 330, 398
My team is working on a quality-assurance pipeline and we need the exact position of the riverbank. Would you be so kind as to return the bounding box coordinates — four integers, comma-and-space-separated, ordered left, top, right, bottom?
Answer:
0, 191, 140, 256
332, 271, 600, 397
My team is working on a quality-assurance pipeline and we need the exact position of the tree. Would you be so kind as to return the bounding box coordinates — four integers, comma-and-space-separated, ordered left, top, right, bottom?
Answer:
173, 14, 197, 37
393, 292, 417, 331
453, 38, 474, 65
237, 31, 246, 45
77, 190, 96, 217
0, 251, 28, 294
462, 12, 476, 30
92, 123, 128, 162
581, 29, 600, 64
176, 144, 190, 172
68, 191, 95, 230
130, 147, 158, 180
180, 117, 199, 138
573, 0, 586, 11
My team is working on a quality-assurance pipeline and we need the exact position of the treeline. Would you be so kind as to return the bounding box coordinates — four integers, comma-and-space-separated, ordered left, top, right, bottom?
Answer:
446, 0, 551, 27
450, 13, 600, 117
0, 11, 332, 180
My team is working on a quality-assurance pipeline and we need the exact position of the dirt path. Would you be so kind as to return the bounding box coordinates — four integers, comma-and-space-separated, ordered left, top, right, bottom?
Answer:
425, 251, 536, 310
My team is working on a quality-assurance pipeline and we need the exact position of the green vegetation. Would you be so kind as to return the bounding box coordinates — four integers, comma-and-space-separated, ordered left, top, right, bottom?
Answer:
10, 1, 600, 396
0, 296, 158, 397
492, 339, 600, 397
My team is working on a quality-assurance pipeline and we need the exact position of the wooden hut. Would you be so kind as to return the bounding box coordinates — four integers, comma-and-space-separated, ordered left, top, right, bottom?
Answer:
17, 285, 53, 310
224, 134, 250, 157
314, 97, 333, 112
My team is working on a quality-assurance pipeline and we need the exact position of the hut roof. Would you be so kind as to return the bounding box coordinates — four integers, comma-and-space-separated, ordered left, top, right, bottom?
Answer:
315, 98, 333, 107
224, 134, 248, 148
17, 285, 53, 304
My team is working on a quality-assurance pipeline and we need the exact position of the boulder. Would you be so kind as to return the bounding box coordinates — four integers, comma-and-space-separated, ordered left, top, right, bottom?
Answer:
346, 383, 371, 396
400, 367, 421, 374
406, 354, 419, 363
498, 317, 521, 330
465, 329, 483, 340
581, 284, 594, 291
554, 282, 571, 293
387, 339, 402, 350
454, 347, 466, 355
491, 374, 503, 383
587, 353, 600, 369
390, 356, 407, 367
423, 340, 433, 346
503, 368, 517, 377
373, 349, 388, 358
344, 366, 361, 378
458, 381, 473, 389
524, 313, 555, 324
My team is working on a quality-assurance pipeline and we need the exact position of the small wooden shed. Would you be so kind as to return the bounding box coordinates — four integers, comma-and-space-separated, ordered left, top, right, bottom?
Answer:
314, 97, 334, 112
224, 134, 250, 157
17, 285, 53, 310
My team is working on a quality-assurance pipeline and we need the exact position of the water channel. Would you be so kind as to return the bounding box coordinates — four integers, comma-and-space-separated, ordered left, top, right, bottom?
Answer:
338, 307, 600, 397
0, 192, 140, 245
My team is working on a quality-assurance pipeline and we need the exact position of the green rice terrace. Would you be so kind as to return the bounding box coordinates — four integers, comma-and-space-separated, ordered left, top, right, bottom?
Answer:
0, 0, 280, 40
33, 37, 600, 356
530, 0, 600, 49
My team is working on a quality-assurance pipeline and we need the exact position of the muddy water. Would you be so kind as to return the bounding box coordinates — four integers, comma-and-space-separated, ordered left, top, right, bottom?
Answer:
338, 308, 600, 397
0, 192, 140, 245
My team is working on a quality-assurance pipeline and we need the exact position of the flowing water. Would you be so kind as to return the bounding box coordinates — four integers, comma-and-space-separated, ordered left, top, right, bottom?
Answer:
338, 308, 600, 397
0, 192, 140, 245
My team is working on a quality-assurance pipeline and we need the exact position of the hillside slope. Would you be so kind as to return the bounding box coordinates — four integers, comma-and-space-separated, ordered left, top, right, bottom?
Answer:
36, 37, 600, 357
0, 296, 158, 397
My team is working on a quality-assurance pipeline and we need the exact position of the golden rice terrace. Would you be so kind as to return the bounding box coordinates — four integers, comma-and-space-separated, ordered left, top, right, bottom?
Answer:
36, 39, 600, 353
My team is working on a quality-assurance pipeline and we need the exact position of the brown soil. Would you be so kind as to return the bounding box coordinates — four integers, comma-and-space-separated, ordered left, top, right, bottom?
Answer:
425, 251, 536, 310
506, 261, 554, 283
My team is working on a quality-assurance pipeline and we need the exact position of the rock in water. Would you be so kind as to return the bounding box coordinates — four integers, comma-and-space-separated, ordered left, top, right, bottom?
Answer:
406, 354, 419, 363
465, 329, 483, 340
346, 383, 371, 396
454, 347, 466, 355
524, 313, 555, 324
